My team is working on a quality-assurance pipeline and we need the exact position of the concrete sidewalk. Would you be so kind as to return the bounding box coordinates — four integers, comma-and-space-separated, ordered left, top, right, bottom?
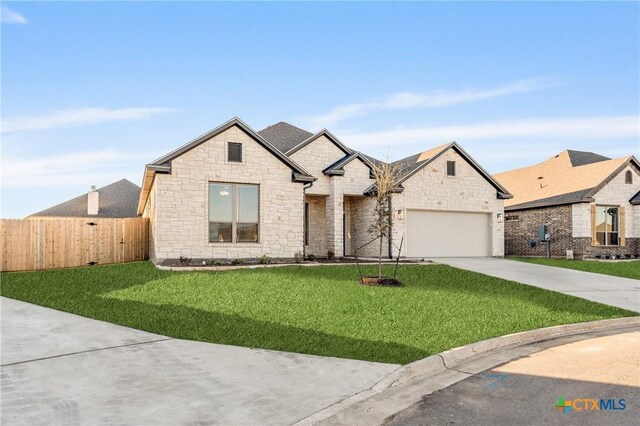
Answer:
435, 257, 640, 312
0, 297, 399, 425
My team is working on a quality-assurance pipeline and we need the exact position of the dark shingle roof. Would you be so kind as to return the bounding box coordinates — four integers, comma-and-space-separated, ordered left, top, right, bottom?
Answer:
30, 179, 141, 218
567, 150, 611, 167
630, 190, 640, 205
258, 122, 313, 154
505, 188, 594, 211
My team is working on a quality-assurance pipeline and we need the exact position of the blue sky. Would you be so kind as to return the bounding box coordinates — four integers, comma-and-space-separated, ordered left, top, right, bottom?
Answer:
2, 1, 639, 218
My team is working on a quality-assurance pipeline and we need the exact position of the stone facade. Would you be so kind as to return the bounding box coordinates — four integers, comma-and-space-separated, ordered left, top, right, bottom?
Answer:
294, 140, 375, 257
391, 149, 505, 257
304, 195, 326, 257
504, 164, 640, 258
146, 125, 305, 261
142, 124, 508, 261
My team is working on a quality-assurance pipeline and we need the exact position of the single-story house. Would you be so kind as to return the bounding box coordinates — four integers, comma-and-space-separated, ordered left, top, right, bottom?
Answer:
29, 179, 141, 218
137, 117, 511, 262
494, 150, 640, 258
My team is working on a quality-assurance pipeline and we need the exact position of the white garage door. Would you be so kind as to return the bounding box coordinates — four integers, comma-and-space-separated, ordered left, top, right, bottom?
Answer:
406, 210, 491, 257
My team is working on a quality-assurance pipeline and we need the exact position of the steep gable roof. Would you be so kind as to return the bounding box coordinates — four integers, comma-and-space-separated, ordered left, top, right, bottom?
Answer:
322, 152, 374, 176
137, 117, 315, 214
30, 179, 141, 218
257, 122, 313, 154
364, 142, 511, 199
285, 129, 353, 156
494, 150, 639, 211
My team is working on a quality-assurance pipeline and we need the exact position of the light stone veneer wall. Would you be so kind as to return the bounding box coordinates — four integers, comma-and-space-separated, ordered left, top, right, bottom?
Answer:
293, 139, 375, 256
151, 125, 305, 260
391, 149, 505, 257
142, 178, 158, 261
349, 196, 386, 258
290, 136, 346, 196
305, 195, 326, 256
573, 164, 640, 238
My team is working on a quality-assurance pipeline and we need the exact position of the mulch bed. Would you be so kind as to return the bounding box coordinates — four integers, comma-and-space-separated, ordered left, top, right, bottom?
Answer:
359, 276, 403, 287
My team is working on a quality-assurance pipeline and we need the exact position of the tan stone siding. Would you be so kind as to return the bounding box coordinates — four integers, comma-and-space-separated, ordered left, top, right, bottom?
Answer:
305, 195, 326, 256
152, 125, 304, 260
349, 196, 389, 258
342, 160, 375, 196
290, 136, 345, 196
391, 149, 505, 257
589, 164, 640, 240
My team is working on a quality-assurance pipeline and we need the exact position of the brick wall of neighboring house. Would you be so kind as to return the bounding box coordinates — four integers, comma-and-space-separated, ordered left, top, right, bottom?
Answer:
573, 238, 639, 258
503, 205, 573, 257
391, 148, 505, 257
151, 125, 305, 261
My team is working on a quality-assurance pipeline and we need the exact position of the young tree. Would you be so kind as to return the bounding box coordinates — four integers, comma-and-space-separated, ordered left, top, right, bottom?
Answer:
368, 160, 402, 278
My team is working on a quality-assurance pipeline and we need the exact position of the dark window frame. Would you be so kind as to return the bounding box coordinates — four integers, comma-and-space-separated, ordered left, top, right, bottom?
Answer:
625, 170, 633, 184
228, 142, 243, 163
208, 182, 259, 243
446, 161, 456, 176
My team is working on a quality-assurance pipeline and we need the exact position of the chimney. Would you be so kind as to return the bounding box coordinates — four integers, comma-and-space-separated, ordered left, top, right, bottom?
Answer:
87, 185, 99, 215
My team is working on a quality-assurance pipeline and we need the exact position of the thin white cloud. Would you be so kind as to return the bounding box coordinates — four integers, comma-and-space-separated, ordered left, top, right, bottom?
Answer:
308, 78, 557, 129
1, 107, 173, 133
343, 115, 640, 148
1, 150, 158, 188
1, 6, 28, 24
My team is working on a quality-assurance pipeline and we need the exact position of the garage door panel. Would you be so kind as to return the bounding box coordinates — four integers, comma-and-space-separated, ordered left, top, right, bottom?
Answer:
406, 210, 491, 257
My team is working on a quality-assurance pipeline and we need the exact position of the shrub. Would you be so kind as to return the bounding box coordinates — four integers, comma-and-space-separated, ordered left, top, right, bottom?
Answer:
179, 256, 192, 266
293, 251, 304, 264
306, 254, 316, 261
231, 259, 244, 265
327, 250, 335, 260
259, 255, 272, 265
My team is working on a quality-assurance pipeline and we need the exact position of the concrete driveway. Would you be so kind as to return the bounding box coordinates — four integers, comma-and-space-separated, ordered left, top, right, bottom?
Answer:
0, 297, 399, 425
435, 258, 640, 312
386, 330, 640, 426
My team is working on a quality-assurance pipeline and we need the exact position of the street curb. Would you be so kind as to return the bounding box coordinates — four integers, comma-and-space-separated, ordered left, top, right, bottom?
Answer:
294, 316, 640, 425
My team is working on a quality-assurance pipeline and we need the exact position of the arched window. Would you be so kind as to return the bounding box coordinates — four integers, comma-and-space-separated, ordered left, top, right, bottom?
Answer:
625, 170, 633, 184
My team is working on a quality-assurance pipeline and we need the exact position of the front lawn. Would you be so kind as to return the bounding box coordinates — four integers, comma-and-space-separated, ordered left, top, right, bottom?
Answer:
1, 262, 635, 364
510, 257, 640, 280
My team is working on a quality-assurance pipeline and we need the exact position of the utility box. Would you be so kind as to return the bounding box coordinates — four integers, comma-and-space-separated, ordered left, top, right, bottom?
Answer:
538, 225, 549, 242
566, 250, 574, 260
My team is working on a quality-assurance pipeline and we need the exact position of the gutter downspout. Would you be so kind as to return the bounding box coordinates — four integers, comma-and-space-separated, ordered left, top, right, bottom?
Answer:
387, 196, 393, 259
303, 182, 314, 258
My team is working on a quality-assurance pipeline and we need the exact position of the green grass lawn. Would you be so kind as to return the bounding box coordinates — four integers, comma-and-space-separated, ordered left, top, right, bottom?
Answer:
510, 257, 640, 280
1, 262, 635, 364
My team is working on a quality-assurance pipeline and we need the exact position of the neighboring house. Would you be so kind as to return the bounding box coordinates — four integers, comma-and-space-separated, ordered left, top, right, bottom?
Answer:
137, 117, 511, 262
494, 150, 640, 258
29, 179, 141, 218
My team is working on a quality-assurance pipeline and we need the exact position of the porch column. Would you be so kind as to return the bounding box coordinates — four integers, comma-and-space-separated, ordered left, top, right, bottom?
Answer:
326, 181, 344, 257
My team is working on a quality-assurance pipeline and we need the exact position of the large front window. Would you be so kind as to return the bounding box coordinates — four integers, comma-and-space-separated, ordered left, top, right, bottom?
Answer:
595, 206, 619, 246
209, 183, 259, 243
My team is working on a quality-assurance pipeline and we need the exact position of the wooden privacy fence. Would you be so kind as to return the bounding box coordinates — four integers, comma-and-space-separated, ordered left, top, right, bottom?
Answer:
1, 217, 149, 272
